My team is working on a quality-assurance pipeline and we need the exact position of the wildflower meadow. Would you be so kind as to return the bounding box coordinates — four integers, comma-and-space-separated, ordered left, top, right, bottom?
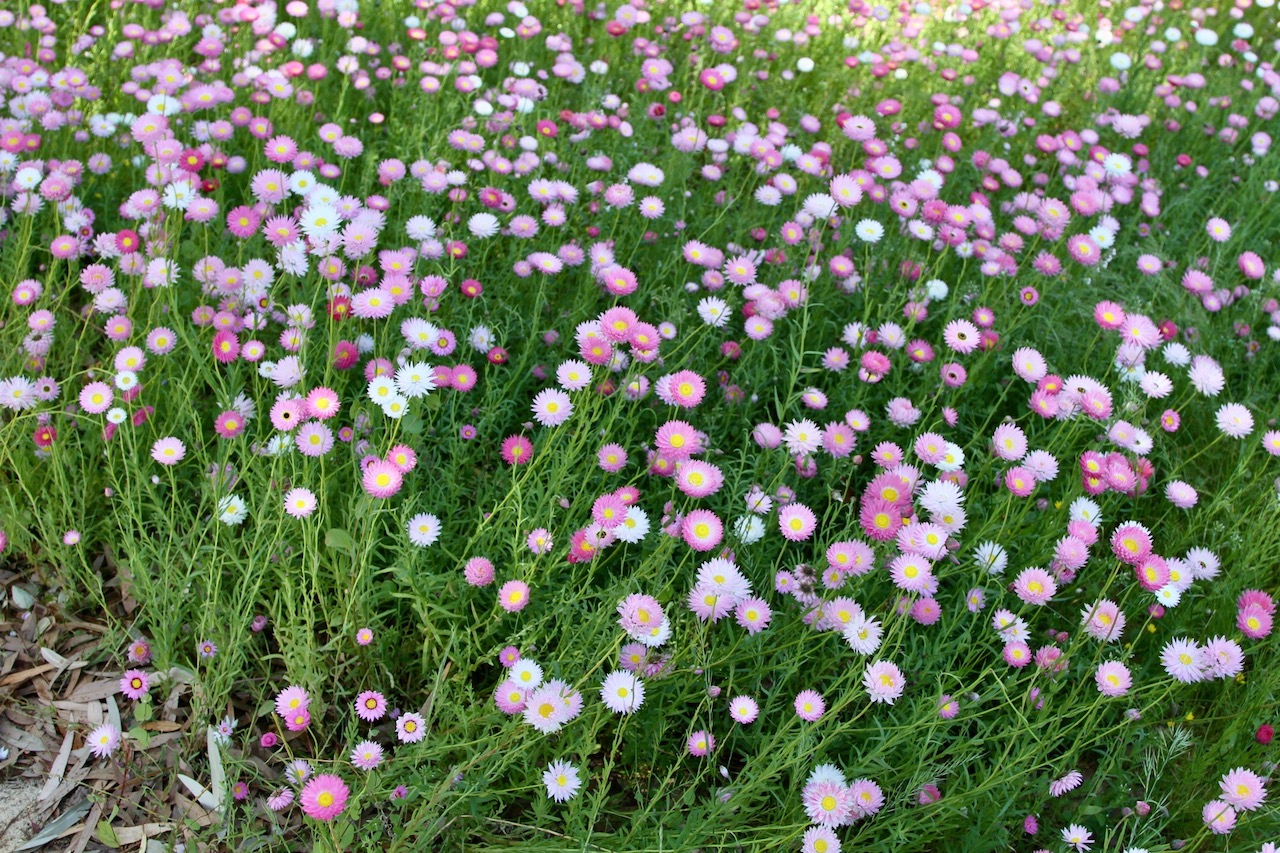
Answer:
0, 0, 1278, 849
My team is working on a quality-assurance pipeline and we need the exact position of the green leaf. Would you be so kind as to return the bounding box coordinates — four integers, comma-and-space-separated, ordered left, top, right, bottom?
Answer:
95, 820, 120, 848
127, 726, 151, 748
133, 698, 152, 722
325, 528, 356, 554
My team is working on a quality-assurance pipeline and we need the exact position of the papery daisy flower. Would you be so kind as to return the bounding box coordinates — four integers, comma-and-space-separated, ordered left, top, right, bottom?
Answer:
1012, 567, 1056, 605
499, 580, 531, 613
275, 685, 310, 718
217, 494, 248, 525
362, 460, 403, 498
88, 723, 121, 759
655, 420, 700, 458
1202, 800, 1237, 834
1215, 403, 1254, 439
526, 528, 553, 554
1161, 637, 1205, 683
501, 435, 533, 465
863, 660, 905, 704
1061, 823, 1093, 851
1049, 770, 1082, 797
843, 612, 883, 655
682, 509, 723, 552
735, 598, 771, 634
406, 512, 441, 547
543, 759, 582, 802
1080, 600, 1125, 642
803, 780, 852, 827
78, 381, 113, 414
598, 443, 627, 472
151, 437, 186, 465
267, 788, 294, 811
1094, 661, 1132, 696
299, 774, 349, 821
350, 740, 384, 771
284, 759, 313, 787
396, 712, 426, 743
523, 684, 569, 734
532, 388, 573, 427
556, 360, 592, 391
119, 669, 150, 700
355, 690, 387, 721
728, 695, 759, 724
783, 419, 822, 456
794, 690, 825, 722
778, 503, 817, 541
283, 488, 317, 518
600, 671, 645, 714
1219, 767, 1267, 811
943, 319, 980, 354
1201, 636, 1244, 679
848, 778, 884, 818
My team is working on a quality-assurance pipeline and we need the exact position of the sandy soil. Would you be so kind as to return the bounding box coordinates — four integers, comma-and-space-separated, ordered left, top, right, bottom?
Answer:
0, 778, 41, 852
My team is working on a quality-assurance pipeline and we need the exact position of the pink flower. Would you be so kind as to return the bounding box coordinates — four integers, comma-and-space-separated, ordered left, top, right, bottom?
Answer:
119, 669, 149, 700
1094, 661, 1132, 696
778, 503, 817, 541
794, 690, 825, 722
299, 774, 349, 821
355, 690, 387, 722
687, 730, 715, 756
362, 459, 403, 498
728, 695, 759, 724
1012, 567, 1056, 605
499, 580, 531, 613
863, 660, 905, 704
501, 434, 533, 465
681, 509, 723, 552
151, 437, 186, 465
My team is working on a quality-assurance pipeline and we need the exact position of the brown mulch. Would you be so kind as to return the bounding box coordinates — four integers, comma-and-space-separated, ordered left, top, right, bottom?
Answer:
0, 566, 222, 852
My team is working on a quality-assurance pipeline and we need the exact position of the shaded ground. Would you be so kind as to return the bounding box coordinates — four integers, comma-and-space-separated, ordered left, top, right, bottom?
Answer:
0, 778, 41, 850
1, 567, 204, 852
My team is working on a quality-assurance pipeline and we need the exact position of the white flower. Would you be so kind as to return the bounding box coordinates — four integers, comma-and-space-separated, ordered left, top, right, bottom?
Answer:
287, 170, 316, 196
1162, 342, 1191, 367
600, 671, 644, 714
843, 613, 883, 654
406, 512, 441, 547
217, 494, 248, 525
468, 212, 500, 238
1155, 584, 1182, 608
146, 94, 182, 116
405, 215, 437, 240
379, 394, 410, 419
299, 204, 339, 239
395, 362, 437, 399
697, 296, 730, 328
468, 325, 495, 352
934, 442, 965, 472
367, 376, 397, 404
855, 219, 885, 243
614, 507, 650, 544
974, 541, 1008, 575
733, 515, 765, 544
1069, 496, 1103, 526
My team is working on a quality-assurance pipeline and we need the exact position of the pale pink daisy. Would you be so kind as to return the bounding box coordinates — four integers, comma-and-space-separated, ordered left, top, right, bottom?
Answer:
284, 488, 317, 518
532, 388, 573, 427
1094, 661, 1132, 696
863, 660, 905, 704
